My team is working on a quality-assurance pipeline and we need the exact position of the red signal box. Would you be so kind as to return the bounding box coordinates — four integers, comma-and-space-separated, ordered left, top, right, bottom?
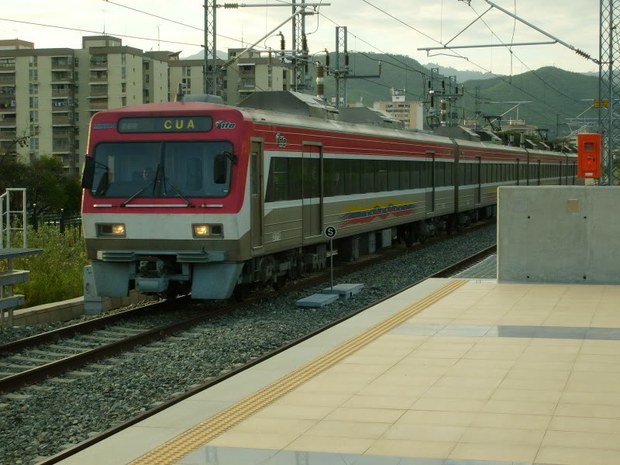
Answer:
577, 133, 601, 179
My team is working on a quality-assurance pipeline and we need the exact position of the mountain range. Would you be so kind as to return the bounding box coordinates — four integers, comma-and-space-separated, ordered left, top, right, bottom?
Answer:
189, 51, 600, 138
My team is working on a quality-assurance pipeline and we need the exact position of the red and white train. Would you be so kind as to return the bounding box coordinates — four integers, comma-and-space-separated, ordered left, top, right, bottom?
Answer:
81, 91, 577, 300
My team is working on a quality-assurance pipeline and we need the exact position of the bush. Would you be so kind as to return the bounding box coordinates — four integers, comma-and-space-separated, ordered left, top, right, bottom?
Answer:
12, 224, 88, 307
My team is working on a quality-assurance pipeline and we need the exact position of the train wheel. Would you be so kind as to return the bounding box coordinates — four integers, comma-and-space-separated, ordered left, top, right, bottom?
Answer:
272, 275, 287, 291
397, 225, 415, 247
233, 283, 251, 301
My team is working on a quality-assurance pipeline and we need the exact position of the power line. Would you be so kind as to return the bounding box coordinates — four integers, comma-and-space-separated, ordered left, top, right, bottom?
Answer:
0, 17, 201, 47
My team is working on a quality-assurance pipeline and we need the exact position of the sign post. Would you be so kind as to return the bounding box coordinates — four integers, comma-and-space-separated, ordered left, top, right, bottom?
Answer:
324, 226, 337, 291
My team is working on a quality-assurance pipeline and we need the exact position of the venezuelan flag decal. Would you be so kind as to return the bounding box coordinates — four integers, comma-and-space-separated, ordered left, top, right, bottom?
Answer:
340, 200, 417, 226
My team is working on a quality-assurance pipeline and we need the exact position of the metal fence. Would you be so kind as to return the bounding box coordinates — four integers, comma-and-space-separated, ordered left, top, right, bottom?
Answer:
32, 209, 82, 238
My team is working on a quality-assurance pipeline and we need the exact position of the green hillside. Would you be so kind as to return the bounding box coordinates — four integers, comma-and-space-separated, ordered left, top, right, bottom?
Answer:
321, 52, 599, 138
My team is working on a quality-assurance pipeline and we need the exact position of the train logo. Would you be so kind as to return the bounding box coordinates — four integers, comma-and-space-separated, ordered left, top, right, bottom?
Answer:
275, 132, 287, 148
216, 120, 236, 130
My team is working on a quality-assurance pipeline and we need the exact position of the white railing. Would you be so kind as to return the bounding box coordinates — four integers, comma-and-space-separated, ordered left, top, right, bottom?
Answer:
0, 187, 28, 249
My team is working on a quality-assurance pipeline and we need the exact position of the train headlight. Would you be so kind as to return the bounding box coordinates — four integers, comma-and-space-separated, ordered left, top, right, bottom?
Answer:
96, 223, 126, 237
192, 223, 223, 238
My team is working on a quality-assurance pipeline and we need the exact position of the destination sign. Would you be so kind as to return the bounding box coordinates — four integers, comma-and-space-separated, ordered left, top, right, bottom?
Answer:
117, 116, 212, 133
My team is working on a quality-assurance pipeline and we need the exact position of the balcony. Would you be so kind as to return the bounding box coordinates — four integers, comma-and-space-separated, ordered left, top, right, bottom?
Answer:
0, 60, 15, 72
52, 129, 73, 139
0, 76, 15, 85
51, 57, 74, 71
51, 71, 73, 83
89, 86, 108, 97
52, 115, 74, 126
52, 87, 73, 98
0, 130, 16, 140
89, 72, 108, 83
0, 141, 16, 153
0, 115, 16, 127
53, 140, 72, 153
88, 100, 109, 110
90, 57, 108, 70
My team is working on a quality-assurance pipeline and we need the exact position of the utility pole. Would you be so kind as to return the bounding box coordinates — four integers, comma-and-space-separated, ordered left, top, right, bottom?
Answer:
206, 2, 328, 97
426, 69, 462, 128
599, 0, 620, 185
291, 0, 311, 92
327, 26, 381, 107
204, 1, 217, 96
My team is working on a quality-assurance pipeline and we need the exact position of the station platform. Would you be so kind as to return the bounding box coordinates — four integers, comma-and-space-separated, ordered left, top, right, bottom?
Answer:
56, 273, 620, 465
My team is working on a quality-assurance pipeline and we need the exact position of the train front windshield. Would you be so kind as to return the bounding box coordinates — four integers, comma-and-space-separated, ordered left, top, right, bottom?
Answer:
89, 141, 234, 199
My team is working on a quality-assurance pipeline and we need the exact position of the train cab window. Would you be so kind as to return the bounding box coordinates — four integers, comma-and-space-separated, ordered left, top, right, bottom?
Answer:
90, 140, 234, 199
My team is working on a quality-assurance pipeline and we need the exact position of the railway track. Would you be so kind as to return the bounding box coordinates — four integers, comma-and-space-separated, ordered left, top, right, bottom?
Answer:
0, 224, 497, 396
0, 300, 226, 393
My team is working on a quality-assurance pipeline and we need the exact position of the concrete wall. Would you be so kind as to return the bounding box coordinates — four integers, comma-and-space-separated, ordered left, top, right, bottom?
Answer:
497, 186, 620, 284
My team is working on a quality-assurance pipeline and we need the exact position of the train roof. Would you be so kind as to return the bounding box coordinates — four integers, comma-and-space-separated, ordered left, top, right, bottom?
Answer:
238, 91, 340, 120
95, 93, 575, 158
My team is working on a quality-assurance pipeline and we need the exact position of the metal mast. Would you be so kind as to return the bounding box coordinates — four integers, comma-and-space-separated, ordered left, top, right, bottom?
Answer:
334, 26, 348, 107
599, 0, 620, 185
204, 1, 217, 96
291, 0, 309, 91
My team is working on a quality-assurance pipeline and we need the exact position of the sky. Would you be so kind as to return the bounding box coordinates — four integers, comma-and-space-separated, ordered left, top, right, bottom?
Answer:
0, 0, 601, 78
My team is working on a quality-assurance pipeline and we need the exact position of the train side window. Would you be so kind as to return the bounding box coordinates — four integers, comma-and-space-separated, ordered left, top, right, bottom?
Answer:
324, 158, 334, 197
362, 160, 375, 193
399, 161, 411, 189
289, 158, 302, 200
376, 160, 388, 192
412, 161, 422, 189
388, 161, 400, 191
324, 159, 345, 197
438, 162, 448, 187
419, 162, 429, 189
345, 159, 361, 194
266, 157, 288, 201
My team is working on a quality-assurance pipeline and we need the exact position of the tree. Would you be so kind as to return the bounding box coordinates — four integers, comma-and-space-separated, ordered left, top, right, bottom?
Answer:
22, 156, 82, 217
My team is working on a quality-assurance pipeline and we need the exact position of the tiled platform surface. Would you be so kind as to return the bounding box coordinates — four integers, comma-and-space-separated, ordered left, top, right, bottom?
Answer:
57, 278, 620, 465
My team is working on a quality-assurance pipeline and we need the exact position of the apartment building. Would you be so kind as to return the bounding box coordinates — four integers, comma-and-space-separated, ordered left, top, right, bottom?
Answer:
0, 36, 295, 174
226, 48, 290, 104
0, 36, 162, 173
168, 57, 207, 102
0, 40, 79, 169
373, 88, 424, 130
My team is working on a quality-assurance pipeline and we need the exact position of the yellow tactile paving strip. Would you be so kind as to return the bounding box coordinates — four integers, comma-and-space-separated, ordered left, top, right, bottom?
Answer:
129, 279, 468, 465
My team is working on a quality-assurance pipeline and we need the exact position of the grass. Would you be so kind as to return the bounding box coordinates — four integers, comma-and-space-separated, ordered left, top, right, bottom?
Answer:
7, 225, 89, 307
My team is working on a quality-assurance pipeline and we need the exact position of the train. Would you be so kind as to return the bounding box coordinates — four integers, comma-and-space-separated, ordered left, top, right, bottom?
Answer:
81, 91, 577, 300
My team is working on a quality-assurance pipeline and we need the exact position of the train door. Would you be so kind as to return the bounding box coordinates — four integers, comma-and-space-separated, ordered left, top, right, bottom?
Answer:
425, 151, 435, 215
302, 143, 323, 241
250, 139, 264, 251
